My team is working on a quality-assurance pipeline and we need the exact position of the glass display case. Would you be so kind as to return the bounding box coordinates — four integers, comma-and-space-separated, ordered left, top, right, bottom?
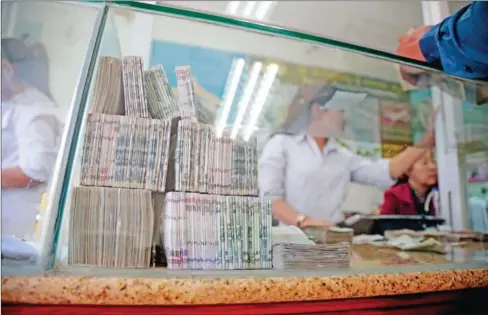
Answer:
2, 1, 487, 313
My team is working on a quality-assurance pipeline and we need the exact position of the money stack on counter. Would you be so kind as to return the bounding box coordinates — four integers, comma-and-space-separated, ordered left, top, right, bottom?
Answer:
272, 242, 351, 269
166, 120, 259, 195
70, 56, 177, 268
68, 186, 154, 268
303, 227, 354, 245
162, 81, 271, 270
163, 192, 272, 270
69, 55, 272, 269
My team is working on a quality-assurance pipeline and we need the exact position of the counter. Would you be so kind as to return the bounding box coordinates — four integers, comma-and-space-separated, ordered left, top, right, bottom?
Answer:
3, 244, 488, 314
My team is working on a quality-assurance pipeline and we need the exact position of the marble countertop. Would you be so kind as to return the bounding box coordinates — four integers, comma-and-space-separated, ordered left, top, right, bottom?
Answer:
3, 243, 488, 305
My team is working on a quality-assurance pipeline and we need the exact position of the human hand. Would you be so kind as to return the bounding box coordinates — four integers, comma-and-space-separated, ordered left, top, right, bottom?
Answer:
302, 217, 334, 228
397, 26, 432, 62
397, 26, 433, 88
417, 107, 439, 148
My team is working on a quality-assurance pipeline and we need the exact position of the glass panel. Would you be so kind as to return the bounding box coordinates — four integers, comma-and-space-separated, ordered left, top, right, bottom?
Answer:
162, 0, 426, 55
461, 102, 488, 233
50, 3, 488, 275
1, 2, 102, 270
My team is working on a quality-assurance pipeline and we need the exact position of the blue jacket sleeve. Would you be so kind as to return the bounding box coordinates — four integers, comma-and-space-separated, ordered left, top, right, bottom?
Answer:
419, 1, 488, 79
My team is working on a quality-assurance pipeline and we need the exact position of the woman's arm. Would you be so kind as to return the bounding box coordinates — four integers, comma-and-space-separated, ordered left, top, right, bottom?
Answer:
388, 147, 428, 179
351, 133, 434, 188
1, 167, 41, 188
12, 107, 60, 187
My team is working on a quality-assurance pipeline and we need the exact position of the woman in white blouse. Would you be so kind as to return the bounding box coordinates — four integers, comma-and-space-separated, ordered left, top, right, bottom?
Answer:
259, 85, 436, 229
2, 37, 63, 240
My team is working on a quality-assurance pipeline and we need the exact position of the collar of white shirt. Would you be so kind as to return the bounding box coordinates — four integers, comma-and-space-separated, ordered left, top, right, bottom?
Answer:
292, 133, 340, 155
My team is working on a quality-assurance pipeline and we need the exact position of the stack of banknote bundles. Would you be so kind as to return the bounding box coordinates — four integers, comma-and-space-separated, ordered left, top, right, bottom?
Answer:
68, 186, 154, 268
325, 227, 354, 244
89, 56, 125, 115
166, 120, 259, 196
71, 56, 177, 268
162, 192, 272, 270
71, 55, 271, 270
79, 113, 174, 192
272, 242, 351, 269
161, 114, 267, 270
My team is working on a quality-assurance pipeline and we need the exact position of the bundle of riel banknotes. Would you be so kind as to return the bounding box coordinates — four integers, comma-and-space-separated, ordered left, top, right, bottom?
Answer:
162, 191, 273, 270
90, 56, 125, 115
144, 64, 181, 120
303, 226, 354, 245
122, 56, 151, 118
68, 186, 154, 268
90, 56, 201, 122
80, 113, 173, 192
272, 242, 351, 269
167, 120, 259, 196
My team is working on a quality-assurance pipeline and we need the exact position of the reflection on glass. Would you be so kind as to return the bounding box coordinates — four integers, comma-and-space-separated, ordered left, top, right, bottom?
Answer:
6, 2, 484, 274
0, 2, 101, 267
463, 104, 488, 233
1, 37, 61, 240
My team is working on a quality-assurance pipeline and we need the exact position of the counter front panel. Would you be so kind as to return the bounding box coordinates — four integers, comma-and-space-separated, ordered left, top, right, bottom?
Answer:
1, 1, 487, 310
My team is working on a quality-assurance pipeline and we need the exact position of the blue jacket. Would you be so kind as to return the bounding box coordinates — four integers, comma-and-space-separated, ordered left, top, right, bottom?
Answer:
419, 1, 488, 79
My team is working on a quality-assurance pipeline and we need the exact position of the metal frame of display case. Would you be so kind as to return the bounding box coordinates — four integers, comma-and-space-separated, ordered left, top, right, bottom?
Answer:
38, 4, 110, 271
36, 1, 487, 272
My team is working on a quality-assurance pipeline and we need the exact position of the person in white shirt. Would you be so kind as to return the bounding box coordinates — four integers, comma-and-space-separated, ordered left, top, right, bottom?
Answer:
259, 85, 437, 229
2, 37, 63, 240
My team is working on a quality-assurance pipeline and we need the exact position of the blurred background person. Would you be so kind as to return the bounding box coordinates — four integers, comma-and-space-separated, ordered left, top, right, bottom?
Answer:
2, 37, 63, 241
380, 150, 438, 217
259, 84, 437, 229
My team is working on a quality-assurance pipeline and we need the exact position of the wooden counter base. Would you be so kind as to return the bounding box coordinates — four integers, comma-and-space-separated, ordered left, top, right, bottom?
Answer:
3, 268, 488, 305
3, 288, 487, 315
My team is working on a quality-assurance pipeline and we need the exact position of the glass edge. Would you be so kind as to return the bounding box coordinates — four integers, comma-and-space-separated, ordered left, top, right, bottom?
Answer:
58, 1, 103, 8
18, 1, 484, 273
108, 0, 488, 86
43, 5, 111, 271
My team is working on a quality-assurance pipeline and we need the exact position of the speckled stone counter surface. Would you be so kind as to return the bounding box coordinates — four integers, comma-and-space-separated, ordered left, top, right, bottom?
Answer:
3, 244, 488, 305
